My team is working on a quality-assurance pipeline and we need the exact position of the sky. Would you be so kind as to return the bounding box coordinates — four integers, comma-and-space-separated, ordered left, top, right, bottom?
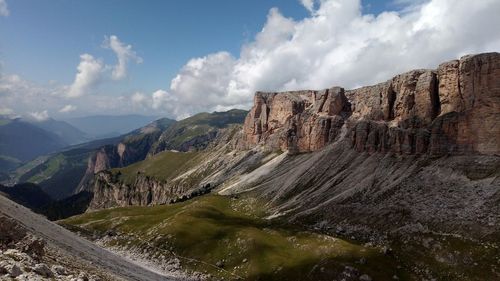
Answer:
0, 0, 499, 120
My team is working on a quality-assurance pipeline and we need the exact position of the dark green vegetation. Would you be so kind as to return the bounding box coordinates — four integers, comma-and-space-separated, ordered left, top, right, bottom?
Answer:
111, 151, 201, 185
42, 191, 93, 221
0, 155, 22, 181
17, 149, 90, 200
151, 109, 247, 153
388, 233, 500, 281
0, 183, 92, 220
0, 183, 53, 209
62, 194, 405, 281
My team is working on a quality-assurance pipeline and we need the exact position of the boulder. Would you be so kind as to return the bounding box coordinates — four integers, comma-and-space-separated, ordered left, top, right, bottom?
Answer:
33, 263, 53, 277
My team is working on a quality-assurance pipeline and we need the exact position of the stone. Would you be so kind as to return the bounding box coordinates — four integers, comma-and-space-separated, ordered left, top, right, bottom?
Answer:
7, 264, 22, 278
89, 275, 102, 281
359, 274, 372, 281
52, 265, 68, 276
78, 271, 89, 281
216, 260, 225, 268
19, 236, 45, 258
33, 263, 53, 277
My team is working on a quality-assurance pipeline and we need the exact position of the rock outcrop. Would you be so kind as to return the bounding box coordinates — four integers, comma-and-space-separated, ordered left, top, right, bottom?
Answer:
0, 215, 109, 280
241, 53, 500, 155
240, 87, 351, 154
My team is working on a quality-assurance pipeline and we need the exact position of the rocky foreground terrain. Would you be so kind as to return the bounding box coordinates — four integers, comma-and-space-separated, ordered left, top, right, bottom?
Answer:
0, 195, 178, 280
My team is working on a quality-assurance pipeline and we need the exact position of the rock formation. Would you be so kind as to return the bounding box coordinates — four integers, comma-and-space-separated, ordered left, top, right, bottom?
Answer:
241, 53, 500, 155
240, 87, 351, 153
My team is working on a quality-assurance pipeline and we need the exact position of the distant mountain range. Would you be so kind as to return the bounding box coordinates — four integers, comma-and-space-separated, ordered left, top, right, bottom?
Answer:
0, 118, 67, 163
33, 118, 90, 145
9, 110, 246, 201
0, 114, 163, 178
65, 114, 160, 139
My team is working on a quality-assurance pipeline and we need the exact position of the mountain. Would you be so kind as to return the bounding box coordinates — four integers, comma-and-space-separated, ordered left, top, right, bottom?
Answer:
0, 117, 67, 163
31, 118, 89, 145
78, 53, 500, 280
65, 114, 160, 139
12, 117, 175, 200
150, 109, 247, 154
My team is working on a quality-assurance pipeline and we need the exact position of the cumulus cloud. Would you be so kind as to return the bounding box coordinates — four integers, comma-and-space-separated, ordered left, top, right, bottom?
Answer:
67, 54, 104, 98
66, 36, 140, 98
103, 35, 143, 80
160, 0, 500, 118
299, 0, 315, 12
131, 92, 147, 105
29, 110, 50, 122
0, 71, 143, 118
59, 104, 77, 113
0, 0, 9, 17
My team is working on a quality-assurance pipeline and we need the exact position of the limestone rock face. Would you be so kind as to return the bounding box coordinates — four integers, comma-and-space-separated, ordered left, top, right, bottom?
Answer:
242, 52, 500, 155
241, 87, 351, 153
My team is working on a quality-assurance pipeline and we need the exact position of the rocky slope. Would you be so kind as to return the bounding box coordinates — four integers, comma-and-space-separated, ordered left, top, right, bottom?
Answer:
0, 195, 177, 280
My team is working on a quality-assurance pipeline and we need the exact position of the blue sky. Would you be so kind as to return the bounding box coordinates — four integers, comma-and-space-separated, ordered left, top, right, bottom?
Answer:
0, 0, 498, 119
1, 0, 393, 93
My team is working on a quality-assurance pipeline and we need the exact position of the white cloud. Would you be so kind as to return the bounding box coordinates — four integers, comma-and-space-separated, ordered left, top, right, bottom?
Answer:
29, 110, 50, 122
67, 54, 104, 98
131, 92, 147, 104
0, 0, 9, 17
66, 36, 140, 98
299, 0, 315, 12
103, 35, 143, 80
157, 0, 500, 118
59, 104, 77, 113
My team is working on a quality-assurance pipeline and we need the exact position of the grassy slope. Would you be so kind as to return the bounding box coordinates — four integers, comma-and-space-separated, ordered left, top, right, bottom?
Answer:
62, 194, 405, 281
111, 151, 202, 185
154, 110, 247, 151
17, 149, 90, 199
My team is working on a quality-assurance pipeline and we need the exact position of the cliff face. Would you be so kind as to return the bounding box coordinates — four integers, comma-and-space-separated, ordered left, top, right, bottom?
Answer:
240, 87, 351, 154
241, 53, 500, 155
75, 123, 167, 193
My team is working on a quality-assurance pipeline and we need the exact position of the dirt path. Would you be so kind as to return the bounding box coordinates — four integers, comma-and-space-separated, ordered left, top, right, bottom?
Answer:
0, 195, 177, 281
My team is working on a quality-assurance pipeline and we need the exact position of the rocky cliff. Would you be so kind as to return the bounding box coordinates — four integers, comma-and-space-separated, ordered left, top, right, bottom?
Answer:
241, 53, 500, 155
